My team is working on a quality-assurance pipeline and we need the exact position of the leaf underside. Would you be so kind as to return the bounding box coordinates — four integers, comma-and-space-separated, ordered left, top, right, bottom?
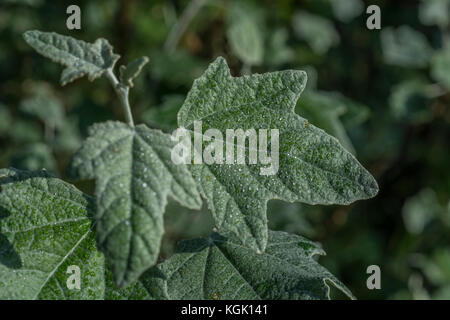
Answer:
68, 121, 201, 287
178, 57, 378, 253
140, 230, 354, 300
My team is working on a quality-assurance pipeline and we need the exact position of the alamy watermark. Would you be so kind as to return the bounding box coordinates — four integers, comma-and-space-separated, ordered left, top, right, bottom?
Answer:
170, 121, 279, 176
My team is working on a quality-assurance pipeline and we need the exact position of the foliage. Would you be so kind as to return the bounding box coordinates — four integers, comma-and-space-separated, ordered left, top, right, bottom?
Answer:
0, 0, 448, 300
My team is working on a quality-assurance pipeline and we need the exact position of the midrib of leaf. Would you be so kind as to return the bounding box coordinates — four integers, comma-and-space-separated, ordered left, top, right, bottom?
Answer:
212, 244, 262, 300
68, 122, 201, 287
2, 218, 88, 234
198, 165, 262, 239
32, 227, 93, 300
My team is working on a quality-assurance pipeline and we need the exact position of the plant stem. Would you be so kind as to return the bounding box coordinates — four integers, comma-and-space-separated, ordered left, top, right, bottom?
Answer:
106, 69, 134, 127
164, 0, 208, 53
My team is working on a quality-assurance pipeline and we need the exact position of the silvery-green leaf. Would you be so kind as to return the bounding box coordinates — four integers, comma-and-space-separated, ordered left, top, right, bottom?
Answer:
23, 30, 120, 86
104, 265, 153, 300
178, 57, 378, 253
68, 121, 202, 287
0, 168, 104, 299
330, 0, 364, 22
141, 231, 354, 300
119, 56, 149, 88
226, 2, 264, 66
292, 11, 340, 54
419, 0, 450, 27
380, 26, 432, 68
431, 45, 450, 90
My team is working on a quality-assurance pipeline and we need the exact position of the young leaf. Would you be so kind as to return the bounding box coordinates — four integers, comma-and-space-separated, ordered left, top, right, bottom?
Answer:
23, 30, 120, 86
0, 168, 104, 299
178, 57, 378, 253
119, 56, 149, 88
141, 231, 354, 300
104, 264, 153, 300
68, 121, 202, 287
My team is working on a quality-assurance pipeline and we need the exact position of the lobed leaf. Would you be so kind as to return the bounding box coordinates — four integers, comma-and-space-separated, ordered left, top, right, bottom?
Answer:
68, 121, 202, 287
178, 57, 378, 253
119, 56, 149, 88
23, 30, 120, 86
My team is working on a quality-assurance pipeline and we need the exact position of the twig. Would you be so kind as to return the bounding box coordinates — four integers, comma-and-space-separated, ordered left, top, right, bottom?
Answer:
105, 69, 134, 127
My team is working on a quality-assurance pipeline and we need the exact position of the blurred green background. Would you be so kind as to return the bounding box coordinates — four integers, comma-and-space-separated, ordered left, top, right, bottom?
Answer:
0, 0, 449, 300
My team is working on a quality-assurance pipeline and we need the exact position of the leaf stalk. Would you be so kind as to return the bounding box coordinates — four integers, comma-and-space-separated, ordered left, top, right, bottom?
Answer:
106, 69, 134, 127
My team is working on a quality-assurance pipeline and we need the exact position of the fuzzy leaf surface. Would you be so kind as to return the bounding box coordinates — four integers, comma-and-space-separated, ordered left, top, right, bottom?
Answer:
178, 57, 378, 253
0, 168, 104, 299
23, 30, 120, 86
141, 230, 354, 300
68, 121, 202, 287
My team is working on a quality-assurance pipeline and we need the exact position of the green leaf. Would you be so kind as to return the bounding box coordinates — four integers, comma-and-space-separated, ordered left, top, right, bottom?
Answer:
0, 168, 104, 299
265, 28, 294, 67
104, 264, 153, 300
329, 0, 364, 23
292, 11, 340, 54
380, 26, 432, 68
68, 121, 202, 287
419, 0, 450, 27
119, 56, 149, 88
431, 45, 450, 90
141, 231, 354, 300
226, 2, 264, 66
178, 57, 378, 253
23, 30, 120, 86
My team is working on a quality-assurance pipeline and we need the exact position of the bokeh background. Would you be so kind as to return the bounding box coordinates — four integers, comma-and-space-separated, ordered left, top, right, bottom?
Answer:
0, 0, 449, 300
